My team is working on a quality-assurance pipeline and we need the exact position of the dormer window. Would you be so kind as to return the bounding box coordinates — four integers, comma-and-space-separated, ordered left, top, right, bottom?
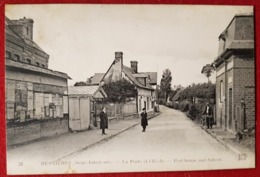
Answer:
26, 58, 31, 64
14, 54, 20, 61
6, 51, 11, 59
36, 62, 40, 67
41, 64, 45, 68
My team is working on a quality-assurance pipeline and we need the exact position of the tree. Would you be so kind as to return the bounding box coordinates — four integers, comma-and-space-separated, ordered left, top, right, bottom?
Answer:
74, 81, 88, 86
160, 69, 172, 102
201, 64, 215, 83
102, 79, 137, 103
178, 82, 215, 101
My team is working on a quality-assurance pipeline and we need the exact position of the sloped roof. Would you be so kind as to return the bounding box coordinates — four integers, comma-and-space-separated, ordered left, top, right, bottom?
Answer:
91, 65, 157, 90
123, 65, 154, 90
140, 72, 157, 85
68, 85, 99, 95
5, 16, 48, 55
132, 73, 148, 78
68, 85, 107, 98
5, 24, 24, 41
6, 59, 71, 79
91, 73, 105, 85
219, 13, 253, 39
23, 38, 45, 52
228, 40, 254, 49
172, 89, 184, 101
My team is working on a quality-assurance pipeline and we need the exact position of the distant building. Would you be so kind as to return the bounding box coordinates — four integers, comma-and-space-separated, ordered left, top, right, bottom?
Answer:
91, 52, 157, 113
213, 13, 255, 132
5, 17, 70, 146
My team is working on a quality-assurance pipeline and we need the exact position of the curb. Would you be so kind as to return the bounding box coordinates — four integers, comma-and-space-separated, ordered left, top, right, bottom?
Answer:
56, 112, 161, 161
201, 126, 242, 158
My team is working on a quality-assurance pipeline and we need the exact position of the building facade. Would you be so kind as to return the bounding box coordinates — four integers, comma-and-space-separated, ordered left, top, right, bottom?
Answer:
5, 17, 70, 146
214, 14, 255, 132
97, 52, 157, 113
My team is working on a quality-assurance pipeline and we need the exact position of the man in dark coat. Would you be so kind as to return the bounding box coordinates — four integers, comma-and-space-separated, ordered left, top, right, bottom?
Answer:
100, 107, 108, 135
202, 103, 213, 129
141, 108, 148, 132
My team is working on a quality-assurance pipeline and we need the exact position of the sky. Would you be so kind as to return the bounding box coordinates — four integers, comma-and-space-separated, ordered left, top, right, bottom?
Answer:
5, 4, 253, 87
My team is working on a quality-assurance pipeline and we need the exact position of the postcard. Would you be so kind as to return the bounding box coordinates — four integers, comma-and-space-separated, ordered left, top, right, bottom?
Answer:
5, 4, 255, 175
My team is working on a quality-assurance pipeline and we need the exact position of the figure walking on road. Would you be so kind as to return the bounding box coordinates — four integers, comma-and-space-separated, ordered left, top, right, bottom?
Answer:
100, 107, 108, 135
141, 108, 148, 132
203, 103, 213, 129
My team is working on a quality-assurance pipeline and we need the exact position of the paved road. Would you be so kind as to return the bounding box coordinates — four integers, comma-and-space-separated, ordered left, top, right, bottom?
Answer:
63, 106, 254, 173
7, 106, 254, 174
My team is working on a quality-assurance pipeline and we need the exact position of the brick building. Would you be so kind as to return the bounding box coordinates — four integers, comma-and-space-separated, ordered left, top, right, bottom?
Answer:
213, 13, 255, 132
5, 17, 71, 146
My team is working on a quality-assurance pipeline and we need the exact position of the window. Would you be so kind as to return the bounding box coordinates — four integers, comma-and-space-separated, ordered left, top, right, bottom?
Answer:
36, 62, 40, 67
41, 64, 45, 68
139, 99, 142, 111
147, 98, 150, 110
14, 54, 20, 61
220, 80, 224, 102
26, 59, 31, 64
91, 101, 95, 112
5, 51, 11, 59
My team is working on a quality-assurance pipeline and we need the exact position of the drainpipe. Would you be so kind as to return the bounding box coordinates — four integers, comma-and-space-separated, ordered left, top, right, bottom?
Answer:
66, 81, 71, 132
224, 59, 228, 131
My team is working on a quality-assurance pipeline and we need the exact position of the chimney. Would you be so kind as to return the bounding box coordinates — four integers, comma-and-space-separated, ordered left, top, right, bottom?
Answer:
115, 52, 123, 63
8, 17, 34, 40
130, 61, 138, 73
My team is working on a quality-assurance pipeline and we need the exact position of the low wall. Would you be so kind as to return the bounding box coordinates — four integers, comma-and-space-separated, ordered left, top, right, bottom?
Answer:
7, 117, 69, 146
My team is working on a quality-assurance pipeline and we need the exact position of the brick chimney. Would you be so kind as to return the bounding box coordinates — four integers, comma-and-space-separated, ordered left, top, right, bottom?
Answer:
8, 17, 34, 40
115, 52, 123, 63
130, 61, 138, 73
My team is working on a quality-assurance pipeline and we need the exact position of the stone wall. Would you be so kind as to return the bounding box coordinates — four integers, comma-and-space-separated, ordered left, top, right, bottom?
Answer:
7, 117, 69, 146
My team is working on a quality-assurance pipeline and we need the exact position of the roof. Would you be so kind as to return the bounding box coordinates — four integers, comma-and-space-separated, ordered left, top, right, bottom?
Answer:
91, 65, 156, 90
219, 13, 253, 39
132, 73, 148, 78
5, 24, 23, 41
228, 40, 254, 49
172, 89, 184, 101
122, 65, 154, 90
91, 73, 105, 85
68, 85, 107, 98
23, 38, 45, 52
139, 72, 157, 85
214, 40, 254, 66
6, 59, 71, 79
68, 85, 99, 95
5, 16, 48, 55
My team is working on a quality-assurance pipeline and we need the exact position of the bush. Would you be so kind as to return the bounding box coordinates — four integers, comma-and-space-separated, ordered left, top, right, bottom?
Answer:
178, 101, 189, 112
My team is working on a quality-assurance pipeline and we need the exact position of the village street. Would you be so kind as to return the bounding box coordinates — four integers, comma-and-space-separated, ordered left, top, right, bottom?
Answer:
7, 106, 254, 174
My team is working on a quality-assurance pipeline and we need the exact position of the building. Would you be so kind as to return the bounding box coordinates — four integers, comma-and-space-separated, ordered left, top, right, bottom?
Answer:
68, 85, 107, 131
92, 52, 157, 113
5, 17, 71, 146
213, 13, 255, 132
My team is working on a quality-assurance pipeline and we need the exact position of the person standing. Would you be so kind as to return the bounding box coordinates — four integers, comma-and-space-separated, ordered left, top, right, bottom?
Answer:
203, 103, 213, 129
100, 107, 108, 135
141, 108, 148, 132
